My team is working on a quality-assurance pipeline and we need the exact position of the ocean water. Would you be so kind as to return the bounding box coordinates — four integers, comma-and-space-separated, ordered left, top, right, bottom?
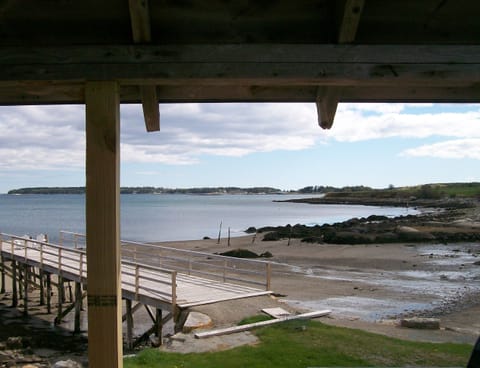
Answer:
0, 194, 412, 243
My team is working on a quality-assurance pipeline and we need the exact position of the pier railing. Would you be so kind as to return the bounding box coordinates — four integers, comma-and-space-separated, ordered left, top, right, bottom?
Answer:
0, 232, 179, 309
60, 231, 272, 291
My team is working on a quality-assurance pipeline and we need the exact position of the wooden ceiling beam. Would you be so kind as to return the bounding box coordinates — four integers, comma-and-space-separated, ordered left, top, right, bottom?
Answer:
1, 84, 479, 106
128, 0, 160, 132
316, 0, 365, 129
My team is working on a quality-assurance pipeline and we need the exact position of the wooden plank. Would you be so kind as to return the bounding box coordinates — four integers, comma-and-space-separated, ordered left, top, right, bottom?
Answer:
85, 81, 122, 368
2, 44, 480, 64
140, 85, 160, 132
195, 310, 332, 339
337, 0, 365, 43
316, 87, 340, 129
128, 0, 152, 43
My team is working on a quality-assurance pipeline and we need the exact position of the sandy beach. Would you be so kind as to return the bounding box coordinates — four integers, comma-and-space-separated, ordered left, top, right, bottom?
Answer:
157, 231, 480, 345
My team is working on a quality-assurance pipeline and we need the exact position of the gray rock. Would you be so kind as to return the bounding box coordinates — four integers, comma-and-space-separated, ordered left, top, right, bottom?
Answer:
400, 317, 440, 330
53, 360, 82, 368
6, 336, 23, 349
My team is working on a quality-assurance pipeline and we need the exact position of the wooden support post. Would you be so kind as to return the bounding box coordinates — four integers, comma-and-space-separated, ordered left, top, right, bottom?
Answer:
68, 281, 73, 302
57, 275, 64, 324
85, 81, 122, 368
46, 272, 52, 314
0, 256, 5, 294
18, 265, 23, 299
125, 299, 134, 350
74, 282, 82, 333
39, 270, 45, 306
155, 308, 163, 346
12, 261, 17, 307
23, 265, 29, 316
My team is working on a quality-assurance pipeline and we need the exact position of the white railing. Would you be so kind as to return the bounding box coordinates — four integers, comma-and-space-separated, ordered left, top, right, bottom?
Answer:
60, 230, 272, 291
0, 232, 178, 309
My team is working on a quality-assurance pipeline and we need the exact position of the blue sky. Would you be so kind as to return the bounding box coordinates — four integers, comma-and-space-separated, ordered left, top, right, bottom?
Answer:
0, 102, 479, 193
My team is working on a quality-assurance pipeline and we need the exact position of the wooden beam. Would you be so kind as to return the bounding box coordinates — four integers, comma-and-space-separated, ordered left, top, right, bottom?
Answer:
140, 85, 160, 132
338, 0, 365, 43
318, 0, 364, 128
316, 87, 340, 129
128, 0, 160, 132
128, 0, 151, 43
195, 310, 332, 339
85, 81, 122, 368
1, 45, 480, 86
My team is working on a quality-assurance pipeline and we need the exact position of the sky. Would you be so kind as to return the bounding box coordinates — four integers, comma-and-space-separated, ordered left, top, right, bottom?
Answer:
0, 102, 479, 193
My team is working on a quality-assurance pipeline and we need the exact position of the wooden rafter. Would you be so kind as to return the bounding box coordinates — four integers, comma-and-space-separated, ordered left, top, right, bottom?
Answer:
316, 0, 365, 129
128, 0, 160, 132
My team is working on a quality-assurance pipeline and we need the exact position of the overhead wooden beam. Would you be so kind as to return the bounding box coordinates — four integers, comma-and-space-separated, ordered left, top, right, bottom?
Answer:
128, 0, 160, 132
317, 0, 365, 129
128, 0, 151, 43
316, 87, 340, 129
85, 81, 122, 368
338, 0, 365, 43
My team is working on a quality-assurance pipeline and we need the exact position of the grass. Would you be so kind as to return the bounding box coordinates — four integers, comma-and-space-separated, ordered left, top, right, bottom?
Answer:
123, 319, 472, 368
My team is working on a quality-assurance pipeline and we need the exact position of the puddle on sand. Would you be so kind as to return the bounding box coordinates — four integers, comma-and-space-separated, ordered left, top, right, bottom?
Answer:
284, 243, 480, 321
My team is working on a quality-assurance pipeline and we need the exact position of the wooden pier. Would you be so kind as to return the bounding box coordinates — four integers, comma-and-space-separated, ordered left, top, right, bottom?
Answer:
0, 231, 272, 348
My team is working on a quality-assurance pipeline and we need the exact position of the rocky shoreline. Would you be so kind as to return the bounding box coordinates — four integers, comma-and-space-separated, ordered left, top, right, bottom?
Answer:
251, 197, 480, 245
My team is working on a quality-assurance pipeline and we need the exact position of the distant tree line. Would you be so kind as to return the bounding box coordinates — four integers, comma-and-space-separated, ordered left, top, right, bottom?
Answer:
8, 186, 283, 195
298, 185, 372, 194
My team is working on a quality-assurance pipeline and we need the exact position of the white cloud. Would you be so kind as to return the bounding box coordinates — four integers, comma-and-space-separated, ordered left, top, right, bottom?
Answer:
330, 104, 480, 142
401, 139, 480, 159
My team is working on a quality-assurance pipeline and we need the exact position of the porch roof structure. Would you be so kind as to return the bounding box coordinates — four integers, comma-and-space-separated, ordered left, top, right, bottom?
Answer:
2, 1, 480, 366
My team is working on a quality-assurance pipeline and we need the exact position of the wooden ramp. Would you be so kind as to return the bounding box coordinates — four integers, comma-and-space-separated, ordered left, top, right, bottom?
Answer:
0, 232, 273, 347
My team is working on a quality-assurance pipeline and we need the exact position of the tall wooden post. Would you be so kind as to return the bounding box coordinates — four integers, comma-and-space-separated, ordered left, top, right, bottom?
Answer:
46, 272, 52, 314
12, 261, 17, 307
74, 282, 82, 333
23, 265, 29, 316
85, 81, 122, 368
0, 256, 5, 294
125, 299, 133, 350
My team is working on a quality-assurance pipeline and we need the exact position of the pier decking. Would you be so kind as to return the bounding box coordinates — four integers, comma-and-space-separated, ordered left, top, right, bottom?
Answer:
0, 231, 273, 347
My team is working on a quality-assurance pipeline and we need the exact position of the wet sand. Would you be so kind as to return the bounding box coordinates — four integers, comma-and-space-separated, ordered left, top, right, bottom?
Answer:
158, 234, 480, 344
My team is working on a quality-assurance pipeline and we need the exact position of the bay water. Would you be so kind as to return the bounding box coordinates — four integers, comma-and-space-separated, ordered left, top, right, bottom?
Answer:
0, 194, 412, 243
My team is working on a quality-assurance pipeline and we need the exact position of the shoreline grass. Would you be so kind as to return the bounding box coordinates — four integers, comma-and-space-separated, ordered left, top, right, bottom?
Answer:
124, 320, 472, 368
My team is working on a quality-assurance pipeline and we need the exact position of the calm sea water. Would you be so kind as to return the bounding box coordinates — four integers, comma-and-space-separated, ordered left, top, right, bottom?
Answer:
0, 194, 412, 243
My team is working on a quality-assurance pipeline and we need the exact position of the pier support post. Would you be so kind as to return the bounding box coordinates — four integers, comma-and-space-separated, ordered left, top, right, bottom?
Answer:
39, 270, 45, 306
126, 299, 134, 350
56, 275, 63, 324
23, 265, 29, 316
11, 261, 17, 307
85, 81, 122, 368
46, 272, 52, 314
155, 308, 163, 346
74, 282, 82, 333
0, 256, 5, 294
18, 266, 23, 300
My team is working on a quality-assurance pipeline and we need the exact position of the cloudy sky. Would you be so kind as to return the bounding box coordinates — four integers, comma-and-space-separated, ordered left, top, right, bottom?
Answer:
1, 102, 479, 193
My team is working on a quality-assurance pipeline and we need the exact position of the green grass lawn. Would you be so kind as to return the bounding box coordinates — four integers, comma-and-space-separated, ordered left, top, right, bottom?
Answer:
124, 320, 472, 367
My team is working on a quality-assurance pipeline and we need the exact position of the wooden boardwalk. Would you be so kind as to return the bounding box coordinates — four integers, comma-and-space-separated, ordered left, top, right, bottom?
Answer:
0, 231, 273, 347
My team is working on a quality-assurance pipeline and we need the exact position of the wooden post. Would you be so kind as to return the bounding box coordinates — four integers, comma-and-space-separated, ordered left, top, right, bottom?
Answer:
56, 275, 64, 324
12, 260, 17, 307
74, 282, 82, 333
39, 270, 45, 305
266, 263, 272, 291
85, 81, 123, 368
0, 256, 5, 294
18, 265, 23, 299
23, 265, 29, 316
125, 299, 134, 350
155, 308, 163, 346
46, 272, 52, 314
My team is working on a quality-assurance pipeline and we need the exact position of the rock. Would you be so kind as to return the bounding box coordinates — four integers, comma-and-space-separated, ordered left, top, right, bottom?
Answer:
182, 312, 213, 333
400, 317, 440, 330
52, 360, 82, 368
473, 260, 480, 266
6, 336, 24, 349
